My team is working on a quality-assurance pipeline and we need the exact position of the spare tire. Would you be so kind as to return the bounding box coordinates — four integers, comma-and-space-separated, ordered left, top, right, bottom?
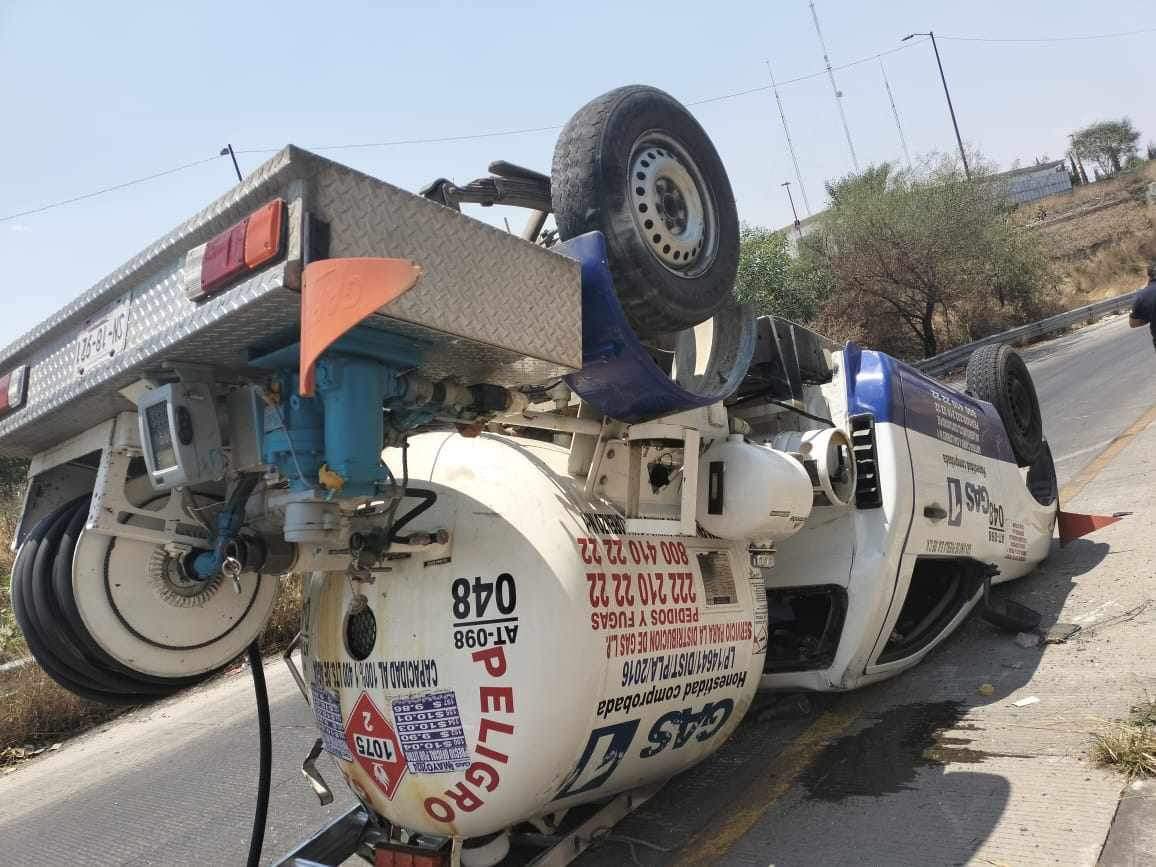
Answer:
552, 85, 739, 337
965, 344, 1043, 467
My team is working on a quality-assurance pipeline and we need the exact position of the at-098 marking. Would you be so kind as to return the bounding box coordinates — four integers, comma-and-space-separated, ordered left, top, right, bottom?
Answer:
450, 574, 519, 649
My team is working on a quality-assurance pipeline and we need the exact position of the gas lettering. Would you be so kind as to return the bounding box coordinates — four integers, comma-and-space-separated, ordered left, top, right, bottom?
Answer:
963, 482, 990, 515
639, 698, 735, 758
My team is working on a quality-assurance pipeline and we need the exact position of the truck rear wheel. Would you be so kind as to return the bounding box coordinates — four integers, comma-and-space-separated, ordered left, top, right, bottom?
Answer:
552, 85, 739, 337
965, 344, 1044, 467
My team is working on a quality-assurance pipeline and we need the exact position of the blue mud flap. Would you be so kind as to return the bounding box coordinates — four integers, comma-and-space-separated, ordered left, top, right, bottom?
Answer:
558, 232, 754, 423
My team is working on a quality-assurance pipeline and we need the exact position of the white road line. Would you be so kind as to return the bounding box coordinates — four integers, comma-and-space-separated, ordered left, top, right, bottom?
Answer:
1055, 438, 1117, 465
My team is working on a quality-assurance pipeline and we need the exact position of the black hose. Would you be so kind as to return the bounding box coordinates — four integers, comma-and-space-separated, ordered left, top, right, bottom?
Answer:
728, 391, 835, 427
247, 641, 272, 867
390, 488, 437, 541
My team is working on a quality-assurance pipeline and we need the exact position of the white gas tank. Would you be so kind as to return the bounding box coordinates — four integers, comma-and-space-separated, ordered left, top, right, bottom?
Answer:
302, 432, 766, 838
696, 435, 814, 542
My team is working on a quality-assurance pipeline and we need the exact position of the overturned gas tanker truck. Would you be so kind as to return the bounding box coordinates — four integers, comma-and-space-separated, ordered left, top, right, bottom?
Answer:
2, 85, 1075, 865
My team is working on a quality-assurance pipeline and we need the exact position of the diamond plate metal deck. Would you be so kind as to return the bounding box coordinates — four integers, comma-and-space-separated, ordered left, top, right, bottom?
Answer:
0, 147, 582, 457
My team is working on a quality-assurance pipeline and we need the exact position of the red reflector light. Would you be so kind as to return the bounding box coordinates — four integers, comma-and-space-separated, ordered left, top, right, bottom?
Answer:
374, 846, 446, 867
0, 365, 29, 416
187, 199, 285, 301
201, 219, 248, 294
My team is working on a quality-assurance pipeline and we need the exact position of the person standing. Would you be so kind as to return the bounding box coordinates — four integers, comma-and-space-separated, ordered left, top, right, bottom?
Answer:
1129, 263, 1156, 348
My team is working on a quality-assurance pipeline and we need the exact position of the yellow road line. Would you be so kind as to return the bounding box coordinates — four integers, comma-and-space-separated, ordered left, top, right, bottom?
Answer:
673, 702, 862, 866
1060, 403, 1156, 504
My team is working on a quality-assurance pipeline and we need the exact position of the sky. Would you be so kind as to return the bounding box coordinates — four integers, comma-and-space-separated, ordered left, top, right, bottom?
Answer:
2, 0, 1155, 349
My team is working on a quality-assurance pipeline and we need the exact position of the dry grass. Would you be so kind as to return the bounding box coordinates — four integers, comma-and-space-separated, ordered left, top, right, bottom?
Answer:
0, 575, 26, 666
1, 542, 303, 768
259, 573, 304, 654
0, 492, 26, 666
1026, 162, 1156, 308
0, 665, 129, 763
1091, 698, 1156, 780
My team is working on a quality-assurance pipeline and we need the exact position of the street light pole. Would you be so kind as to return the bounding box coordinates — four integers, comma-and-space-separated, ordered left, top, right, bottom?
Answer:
903, 31, 970, 179
782, 181, 802, 239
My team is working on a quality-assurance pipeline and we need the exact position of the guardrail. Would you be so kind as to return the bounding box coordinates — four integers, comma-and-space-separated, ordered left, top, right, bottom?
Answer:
913, 291, 1138, 378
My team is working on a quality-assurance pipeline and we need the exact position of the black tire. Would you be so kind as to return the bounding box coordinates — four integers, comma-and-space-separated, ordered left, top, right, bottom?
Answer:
965, 344, 1043, 467
552, 85, 739, 337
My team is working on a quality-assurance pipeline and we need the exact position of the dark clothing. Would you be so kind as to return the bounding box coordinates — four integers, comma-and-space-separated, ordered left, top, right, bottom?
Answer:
1131, 280, 1156, 346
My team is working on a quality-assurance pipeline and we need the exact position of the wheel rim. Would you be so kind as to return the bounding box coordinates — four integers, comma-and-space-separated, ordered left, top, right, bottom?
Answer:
627, 131, 718, 277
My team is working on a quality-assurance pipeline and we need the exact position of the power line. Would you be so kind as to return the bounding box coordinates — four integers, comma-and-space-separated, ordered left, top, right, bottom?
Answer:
234, 124, 563, 156
688, 39, 925, 106
938, 25, 1156, 44
2, 35, 936, 224
18, 21, 1151, 225
0, 154, 225, 223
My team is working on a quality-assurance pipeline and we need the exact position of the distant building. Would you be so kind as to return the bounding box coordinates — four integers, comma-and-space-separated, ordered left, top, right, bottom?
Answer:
990, 160, 1072, 205
773, 159, 1072, 253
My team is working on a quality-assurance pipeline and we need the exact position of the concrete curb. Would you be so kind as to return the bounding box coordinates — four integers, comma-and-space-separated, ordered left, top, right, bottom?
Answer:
1099, 779, 1156, 866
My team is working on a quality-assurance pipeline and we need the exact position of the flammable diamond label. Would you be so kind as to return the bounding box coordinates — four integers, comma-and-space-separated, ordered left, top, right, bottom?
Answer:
344, 692, 407, 799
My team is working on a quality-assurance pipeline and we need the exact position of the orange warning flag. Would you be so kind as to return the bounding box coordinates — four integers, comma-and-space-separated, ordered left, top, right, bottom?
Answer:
1057, 510, 1125, 546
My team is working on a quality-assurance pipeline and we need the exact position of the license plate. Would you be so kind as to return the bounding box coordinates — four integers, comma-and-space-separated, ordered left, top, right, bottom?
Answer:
75, 296, 132, 377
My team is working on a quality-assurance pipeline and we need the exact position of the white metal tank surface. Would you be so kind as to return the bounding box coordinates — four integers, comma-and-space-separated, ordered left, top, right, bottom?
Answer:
302, 432, 767, 838
695, 435, 814, 542
771, 428, 857, 509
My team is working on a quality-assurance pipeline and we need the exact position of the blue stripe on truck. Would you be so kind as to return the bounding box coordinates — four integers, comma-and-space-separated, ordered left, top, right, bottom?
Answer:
844, 343, 1016, 464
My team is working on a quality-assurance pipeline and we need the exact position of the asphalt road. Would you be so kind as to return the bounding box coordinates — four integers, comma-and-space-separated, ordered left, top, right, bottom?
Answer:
0, 313, 1153, 866
1014, 313, 1156, 486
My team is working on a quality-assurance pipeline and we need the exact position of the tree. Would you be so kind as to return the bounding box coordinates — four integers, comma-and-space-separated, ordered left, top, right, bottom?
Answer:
733, 225, 829, 323
803, 157, 1053, 359
1071, 119, 1141, 176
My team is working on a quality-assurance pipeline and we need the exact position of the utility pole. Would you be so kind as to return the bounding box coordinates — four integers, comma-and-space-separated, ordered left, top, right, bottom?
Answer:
765, 60, 812, 216
809, 1, 859, 171
902, 31, 970, 178
880, 60, 913, 170
782, 181, 802, 239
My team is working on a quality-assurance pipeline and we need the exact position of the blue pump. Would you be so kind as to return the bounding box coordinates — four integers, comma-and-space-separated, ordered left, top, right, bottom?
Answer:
250, 327, 425, 498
